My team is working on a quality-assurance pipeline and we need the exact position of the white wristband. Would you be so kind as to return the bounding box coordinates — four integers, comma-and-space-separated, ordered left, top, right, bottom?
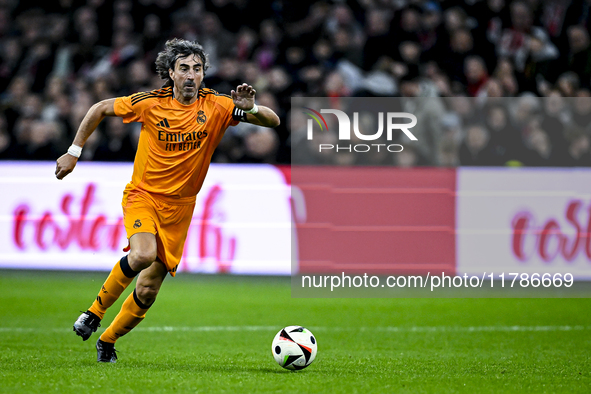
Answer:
67, 144, 83, 158
244, 103, 258, 114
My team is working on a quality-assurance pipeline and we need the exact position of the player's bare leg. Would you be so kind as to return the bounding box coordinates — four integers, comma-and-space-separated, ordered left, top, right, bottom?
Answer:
127, 232, 158, 272
134, 258, 168, 306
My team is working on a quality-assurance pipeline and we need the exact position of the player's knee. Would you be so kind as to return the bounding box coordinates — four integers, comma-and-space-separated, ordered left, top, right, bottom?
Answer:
136, 283, 159, 304
129, 248, 157, 270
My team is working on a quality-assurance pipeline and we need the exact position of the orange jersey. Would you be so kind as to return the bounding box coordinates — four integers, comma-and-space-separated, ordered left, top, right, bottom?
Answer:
114, 86, 240, 203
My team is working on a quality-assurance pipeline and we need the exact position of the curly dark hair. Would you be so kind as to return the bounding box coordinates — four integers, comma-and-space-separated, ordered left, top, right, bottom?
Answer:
155, 38, 209, 88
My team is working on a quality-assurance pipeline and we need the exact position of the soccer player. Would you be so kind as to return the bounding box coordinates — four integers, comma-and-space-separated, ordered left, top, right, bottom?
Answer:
55, 39, 280, 363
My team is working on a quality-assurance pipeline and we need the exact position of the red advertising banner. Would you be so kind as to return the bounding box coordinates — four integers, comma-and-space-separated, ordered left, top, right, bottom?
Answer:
292, 167, 457, 275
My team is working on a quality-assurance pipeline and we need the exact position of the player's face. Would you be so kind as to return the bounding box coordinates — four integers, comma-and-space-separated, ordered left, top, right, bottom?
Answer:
170, 55, 204, 103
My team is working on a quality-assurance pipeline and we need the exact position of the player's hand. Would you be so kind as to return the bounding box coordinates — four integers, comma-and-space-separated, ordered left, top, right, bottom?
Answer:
55, 153, 78, 180
231, 83, 256, 111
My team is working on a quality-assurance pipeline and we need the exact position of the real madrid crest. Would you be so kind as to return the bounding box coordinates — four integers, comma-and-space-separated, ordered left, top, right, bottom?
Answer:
197, 110, 207, 125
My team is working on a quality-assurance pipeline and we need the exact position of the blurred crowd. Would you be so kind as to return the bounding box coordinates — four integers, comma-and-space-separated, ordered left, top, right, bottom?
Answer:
1, 0, 591, 166
292, 95, 591, 166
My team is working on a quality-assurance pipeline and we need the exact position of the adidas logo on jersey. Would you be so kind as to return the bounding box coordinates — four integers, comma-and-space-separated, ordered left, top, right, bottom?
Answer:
156, 118, 170, 128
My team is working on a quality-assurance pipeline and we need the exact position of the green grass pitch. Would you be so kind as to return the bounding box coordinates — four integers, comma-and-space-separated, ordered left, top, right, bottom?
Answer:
0, 270, 589, 393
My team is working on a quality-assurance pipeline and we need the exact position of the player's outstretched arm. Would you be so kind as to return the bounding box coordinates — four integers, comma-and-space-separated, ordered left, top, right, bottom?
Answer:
55, 98, 117, 180
231, 83, 280, 128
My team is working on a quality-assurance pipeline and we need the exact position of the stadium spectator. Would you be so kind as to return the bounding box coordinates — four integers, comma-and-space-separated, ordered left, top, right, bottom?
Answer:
540, 90, 571, 163
362, 8, 394, 71
464, 55, 489, 96
572, 88, 591, 129
525, 119, 558, 166
399, 75, 446, 165
92, 116, 137, 162
568, 130, 591, 166
240, 127, 279, 163
484, 103, 525, 164
459, 123, 496, 166
497, 1, 557, 74
567, 25, 591, 88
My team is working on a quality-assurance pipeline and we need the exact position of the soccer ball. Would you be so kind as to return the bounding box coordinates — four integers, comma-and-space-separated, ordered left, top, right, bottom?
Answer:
271, 326, 317, 370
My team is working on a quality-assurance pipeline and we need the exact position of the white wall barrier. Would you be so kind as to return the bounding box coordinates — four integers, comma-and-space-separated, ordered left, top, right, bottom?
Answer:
4, 164, 591, 279
0, 162, 292, 275
457, 168, 591, 278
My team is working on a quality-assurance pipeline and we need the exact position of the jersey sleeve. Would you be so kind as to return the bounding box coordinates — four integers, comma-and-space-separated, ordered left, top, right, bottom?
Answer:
113, 93, 148, 123
212, 94, 240, 128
